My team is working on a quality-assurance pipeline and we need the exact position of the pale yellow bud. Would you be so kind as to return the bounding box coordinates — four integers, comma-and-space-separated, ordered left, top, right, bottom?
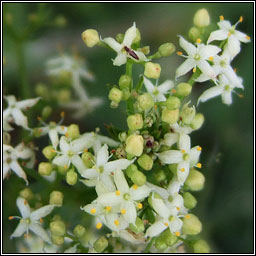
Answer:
193, 9, 210, 28
81, 29, 100, 47
144, 62, 161, 79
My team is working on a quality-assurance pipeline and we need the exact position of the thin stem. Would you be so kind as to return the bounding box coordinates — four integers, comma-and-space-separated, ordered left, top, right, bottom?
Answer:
188, 69, 201, 86
126, 60, 134, 115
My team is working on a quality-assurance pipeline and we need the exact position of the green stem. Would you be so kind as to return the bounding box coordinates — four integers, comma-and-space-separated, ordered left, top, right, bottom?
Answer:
126, 60, 134, 115
144, 237, 156, 253
187, 69, 201, 86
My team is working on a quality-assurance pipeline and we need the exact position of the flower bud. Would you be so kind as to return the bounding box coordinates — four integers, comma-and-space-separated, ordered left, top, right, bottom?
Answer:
190, 113, 204, 130
81, 29, 100, 47
182, 214, 202, 235
108, 87, 123, 103
166, 96, 181, 110
57, 89, 71, 104
155, 237, 168, 251
54, 15, 67, 28
154, 170, 166, 183
133, 28, 141, 44
66, 170, 78, 185
162, 108, 179, 124
50, 220, 66, 236
148, 192, 162, 208
188, 26, 201, 42
19, 188, 33, 201
125, 134, 144, 156
35, 83, 48, 98
137, 154, 153, 171
193, 240, 210, 253
127, 114, 143, 131
184, 169, 205, 191
158, 42, 176, 57
126, 164, 138, 178
193, 9, 210, 28
57, 165, 68, 175
51, 234, 64, 246
42, 146, 57, 160
144, 62, 161, 79
175, 83, 192, 97
49, 191, 63, 206
131, 170, 146, 186
115, 147, 126, 159
93, 236, 108, 253
121, 88, 131, 101
180, 104, 196, 125
73, 224, 86, 238
119, 74, 131, 89
129, 217, 144, 234
118, 132, 127, 142
116, 33, 124, 43
67, 124, 80, 139
110, 101, 119, 109
38, 162, 52, 176
138, 93, 154, 111
183, 192, 197, 209
81, 152, 95, 168
42, 106, 52, 119
161, 229, 177, 246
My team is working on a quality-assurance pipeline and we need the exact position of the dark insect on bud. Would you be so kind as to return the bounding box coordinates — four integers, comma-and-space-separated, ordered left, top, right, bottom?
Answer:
124, 46, 139, 60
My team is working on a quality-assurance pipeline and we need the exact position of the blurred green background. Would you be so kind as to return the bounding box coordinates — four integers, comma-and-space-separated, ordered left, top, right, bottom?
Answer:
3, 3, 253, 253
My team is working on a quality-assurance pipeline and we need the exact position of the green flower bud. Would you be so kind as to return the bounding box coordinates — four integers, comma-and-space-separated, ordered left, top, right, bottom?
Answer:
49, 191, 64, 206
175, 83, 192, 97
35, 83, 48, 98
148, 192, 162, 208
138, 93, 154, 111
81, 29, 100, 47
158, 42, 176, 57
154, 170, 166, 183
160, 229, 177, 246
180, 104, 196, 125
118, 132, 127, 142
82, 151, 95, 168
116, 33, 124, 43
50, 220, 66, 236
189, 27, 201, 42
57, 165, 68, 175
162, 108, 179, 124
66, 170, 78, 185
51, 234, 64, 246
193, 240, 210, 253
125, 134, 144, 156
191, 113, 204, 130
19, 188, 33, 201
193, 9, 210, 28
166, 96, 181, 110
43, 146, 56, 160
38, 162, 52, 176
126, 164, 138, 178
182, 214, 202, 235
108, 87, 123, 103
54, 15, 67, 28
42, 106, 52, 119
133, 28, 141, 44
155, 237, 168, 251
127, 114, 143, 131
131, 170, 146, 186
67, 124, 80, 139
183, 192, 197, 209
57, 89, 71, 104
115, 147, 127, 159
121, 88, 131, 101
93, 236, 108, 253
73, 224, 86, 238
52, 214, 62, 221
137, 154, 153, 171
185, 168, 205, 191
144, 62, 161, 79
129, 217, 145, 234
119, 74, 131, 89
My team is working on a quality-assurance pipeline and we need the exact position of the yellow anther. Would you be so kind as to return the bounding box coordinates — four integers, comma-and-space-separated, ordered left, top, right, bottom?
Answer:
8, 216, 14, 220
175, 231, 181, 237
220, 15, 224, 21
40, 218, 43, 223
121, 209, 126, 215
105, 206, 112, 212
209, 56, 214, 61
65, 132, 69, 137
196, 38, 201, 44
64, 165, 68, 169
51, 149, 56, 153
60, 111, 65, 118
177, 51, 183, 56
114, 220, 119, 226
115, 190, 121, 196
185, 214, 191, 219
197, 146, 202, 151
171, 89, 176, 94
246, 35, 250, 40
196, 163, 202, 168
84, 148, 88, 152
24, 200, 28, 205
193, 67, 196, 73
38, 128, 43, 133
132, 184, 138, 190
228, 32, 231, 37
176, 206, 180, 211
96, 222, 102, 229
154, 104, 157, 109
137, 203, 143, 209
234, 67, 237, 73
181, 149, 186, 154
24, 233, 28, 238
180, 168, 185, 172
61, 126, 65, 130
37, 116, 42, 121
238, 94, 244, 98
164, 222, 169, 227
90, 208, 96, 214
239, 16, 243, 22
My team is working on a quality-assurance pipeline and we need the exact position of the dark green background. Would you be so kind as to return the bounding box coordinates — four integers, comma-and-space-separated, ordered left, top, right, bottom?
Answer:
3, 3, 254, 253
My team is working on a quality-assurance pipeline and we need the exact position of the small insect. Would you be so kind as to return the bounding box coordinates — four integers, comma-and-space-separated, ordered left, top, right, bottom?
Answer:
124, 46, 139, 60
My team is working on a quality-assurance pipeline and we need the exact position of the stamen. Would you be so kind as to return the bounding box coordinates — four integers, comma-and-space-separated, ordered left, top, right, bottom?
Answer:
40, 218, 43, 223
96, 222, 102, 229
193, 67, 196, 73
61, 126, 65, 130
196, 38, 201, 44
197, 146, 202, 151
105, 206, 112, 212
196, 163, 202, 168
60, 111, 65, 118
177, 51, 183, 56
51, 149, 56, 153
115, 190, 121, 196
90, 208, 96, 214
24, 200, 28, 205
24, 233, 29, 238
8, 216, 14, 220
176, 206, 180, 211
114, 220, 119, 226
64, 165, 68, 169
180, 168, 185, 172
65, 132, 69, 137
181, 149, 186, 154
185, 214, 191, 219
239, 16, 243, 22
137, 203, 143, 209
234, 68, 237, 73
171, 89, 176, 94
121, 209, 126, 215
164, 222, 169, 227
246, 35, 250, 40
209, 56, 214, 61
228, 32, 231, 37
132, 184, 138, 190
175, 231, 180, 237
238, 94, 244, 98
220, 15, 224, 21
84, 148, 88, 152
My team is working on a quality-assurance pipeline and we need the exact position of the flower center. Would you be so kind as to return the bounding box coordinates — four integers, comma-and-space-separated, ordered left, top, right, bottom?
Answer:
123, 193, 130, 200
67, 150, 74, 157
49, 121, 56, 128
168, 216, 174, 222
153, 88, 159, 96
224, 85, 231, 91
229, 27, 235, 35
194, 53, 200, 61
220, 60, 227, 68
183, 153, 190, 161
6, 157, 12, 164
168, 195, 173, 202
25, 218, 31, 224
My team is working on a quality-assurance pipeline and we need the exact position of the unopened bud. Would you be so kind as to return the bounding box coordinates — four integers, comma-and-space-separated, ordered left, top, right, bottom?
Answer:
115, 147, 126, 159
131, 170, 146, 186
193, 9, 210, 28
137, 154, 153, 171
35, 83, 48, 98
166, 96, 181, 110
182, 214, 202, 235
162, 108, 179, 124
144, 62, 161, 79
126, 164, 138, 178
129, 217, 145, 234
81, 29, 100, 47
110, 101, 119, 109
155, 237, 168, 251
66, 170, 78, 185
67, 124, 80, 139
94, 236, 108, 253
154, 170, 166, 183
42, 106, 52, 119
57, 89, 71, 103
108, 87, 123, 103
189, 27, 201, 42
116, 33, 124, 44
138, 93, 154, 111
125, 135, 144, 156
180, 104, 196, 124
193, 240, 210, 253
121, 88, 131, 100
49, 191, 63, 206
184, 169, 205, 191
183, 192, 197, 209
127, 114, 143, 130
82, 152, 94, 168
19, 188, 33, 201
43, 146, 56, 160
73, 224, 86, 238
175, 83, 192, 97
57, 165, 68, 175
158, 43, 175, 57
51, 234, 64, 246
50, 220, 66, 236
54, 15, 67, 28
161, 228, 177, 246
119, 74, 131, 89
191, 113, 204, 130
118, 132, 127, 142
38, 162, 52, 176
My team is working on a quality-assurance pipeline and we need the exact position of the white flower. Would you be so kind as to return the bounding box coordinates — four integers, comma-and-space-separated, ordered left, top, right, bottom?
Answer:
198, 74, 238, 105
103, 22, 147, 66
207, 17, 250, 58
157, 134, 201, 183
176, 36, 221, 80
3, 144, 35, 185
81, 144, 134, 189
3, 95, 40, 131
143, 76, 174, 102
10, 197, 55, 243
97, 169, 151, 224
52, 136, 89, 173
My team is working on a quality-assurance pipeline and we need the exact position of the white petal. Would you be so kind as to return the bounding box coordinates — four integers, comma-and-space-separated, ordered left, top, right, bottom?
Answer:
177, 161, 190, 183
167, 179, 182, 196
15, 145, 33, 159
146, 182, 169, 199
71, 137, 92, 153
49, 129, 59, 149
31, 205, 55, 220
97, 192, 122, 206
71, 155, 86, 174
10, 161, 28, 184
95, 180, 113, 195
10, 221, 27, 238
178, 134, 191, 152
80, 178, 97, 187
96, 144, 109, 167
64, 244, 78, 253
145, 220, 167, 237
227, 36, 240, 57
17, 197, 31, 218
123, 201, 137, 224
114, 169, 129, 193
218, 20, 232, 30
176, 58, 195, 79
189, 146, 201, 166
164, 133, 179, 147
179, 36, 196, 56
82, 203, 103, 216
56, 125, 68, 135
199, 45, 221, 60
100, 172, 116, 192
130, 185, 151, 201
52, 155, 69, 168
155, 93, 166, 102
222, 90, 233, 105
16, 97, 40, 109
169, 216, 183, 233
4, 95, 16, 105
197, 86, 223, 104
123, 22, 136, 47
113, 53, 127, 66
59, 136, 70, 153
3, 163, 9, 179
207, 29, 228, 44
197, 60, 216, 80
235, 30, 251, 43
119, 230, 146, 244
157, 150, 183, 164
81, 168, 98, 179
103, 37, 122, 52
12, 108, 28, 128
152, 197, 170, 219
158, 80, 174, 94
96, 134, 119, 147
105, 158, 134, 174
224, 66, 243, 89
143, 76, 154, 93
29, 223, 51, 243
